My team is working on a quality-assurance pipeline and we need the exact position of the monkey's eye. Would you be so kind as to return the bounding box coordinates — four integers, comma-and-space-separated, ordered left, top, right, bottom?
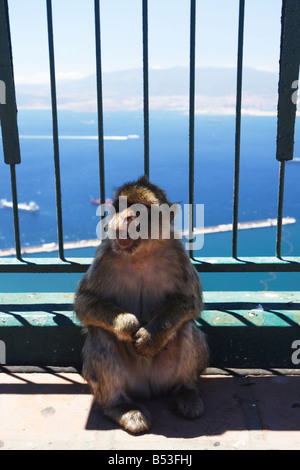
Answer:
126, 215, 135, 223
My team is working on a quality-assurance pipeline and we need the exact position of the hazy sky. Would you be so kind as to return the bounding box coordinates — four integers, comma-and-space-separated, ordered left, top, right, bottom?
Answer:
8, 0, 282, 85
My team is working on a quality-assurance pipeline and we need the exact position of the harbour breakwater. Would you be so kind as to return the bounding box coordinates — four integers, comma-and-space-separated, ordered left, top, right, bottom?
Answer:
0, 217, 296, 257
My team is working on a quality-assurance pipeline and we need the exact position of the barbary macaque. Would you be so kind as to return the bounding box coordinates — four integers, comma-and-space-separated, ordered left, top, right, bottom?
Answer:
74, 176, 209, 434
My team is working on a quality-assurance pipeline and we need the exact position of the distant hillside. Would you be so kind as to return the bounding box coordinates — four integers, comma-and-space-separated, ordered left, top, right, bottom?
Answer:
15, 66, 279, 115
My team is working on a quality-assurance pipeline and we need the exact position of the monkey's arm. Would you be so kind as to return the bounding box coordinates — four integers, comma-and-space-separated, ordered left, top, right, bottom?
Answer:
74, 280, 140, 341
133, 293, 200, 357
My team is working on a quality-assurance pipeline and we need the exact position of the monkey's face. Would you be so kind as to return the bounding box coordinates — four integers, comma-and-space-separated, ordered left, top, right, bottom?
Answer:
106, 178, 177, 255
109, 206, 146, 254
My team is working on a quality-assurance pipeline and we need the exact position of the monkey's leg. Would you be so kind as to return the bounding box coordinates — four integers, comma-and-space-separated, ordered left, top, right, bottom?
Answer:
173, 384, 204, 419
104, 399, 152, 434
171, 322, 208, 419
83, 328, 151, 434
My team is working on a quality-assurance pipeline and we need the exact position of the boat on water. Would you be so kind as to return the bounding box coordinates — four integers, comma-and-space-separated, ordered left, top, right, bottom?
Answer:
90, 198, 113, 205
0, 198, 40, 213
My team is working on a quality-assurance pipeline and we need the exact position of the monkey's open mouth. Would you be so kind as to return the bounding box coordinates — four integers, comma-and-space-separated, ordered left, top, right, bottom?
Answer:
114, 234, 142, 254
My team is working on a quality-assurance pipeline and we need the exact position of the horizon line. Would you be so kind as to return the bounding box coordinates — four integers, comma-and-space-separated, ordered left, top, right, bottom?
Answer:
14, 64, 279, 86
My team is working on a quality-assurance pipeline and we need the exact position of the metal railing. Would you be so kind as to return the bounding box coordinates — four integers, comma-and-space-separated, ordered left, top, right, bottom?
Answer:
0, 0, 300, 275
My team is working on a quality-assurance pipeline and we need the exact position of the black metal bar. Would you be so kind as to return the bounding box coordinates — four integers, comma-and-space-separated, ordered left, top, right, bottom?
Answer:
9, 164, 21, 259
232, 0, 245, 259
0, 0, 21, 164
276, 161, 286, 257
276, 0, 300, 162
46, 0, 64, 260
0, 1, 22, 260
94, 0, 105, 203
188, 0, 196, 257
142, 0, 149, 178
0, 256, 300, 273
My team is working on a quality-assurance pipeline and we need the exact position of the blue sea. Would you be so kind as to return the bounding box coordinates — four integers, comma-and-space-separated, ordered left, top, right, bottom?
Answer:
0, 109, 299, 293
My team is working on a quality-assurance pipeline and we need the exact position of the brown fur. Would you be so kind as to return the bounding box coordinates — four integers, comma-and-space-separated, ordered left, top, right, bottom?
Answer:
74, 177, 209, 434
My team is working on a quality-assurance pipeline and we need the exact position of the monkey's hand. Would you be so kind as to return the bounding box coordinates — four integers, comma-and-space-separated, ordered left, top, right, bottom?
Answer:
132, 325, 167, 357
132, 294, 200, 357
113, 313, 140, 342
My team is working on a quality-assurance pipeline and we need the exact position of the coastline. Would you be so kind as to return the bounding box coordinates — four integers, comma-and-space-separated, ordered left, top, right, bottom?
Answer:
0, 217, 296, 257
0, 239, 100, 257
184, 216, 296, 235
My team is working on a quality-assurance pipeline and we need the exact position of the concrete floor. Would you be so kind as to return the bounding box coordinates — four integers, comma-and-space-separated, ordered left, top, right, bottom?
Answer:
0, 370, 299, 450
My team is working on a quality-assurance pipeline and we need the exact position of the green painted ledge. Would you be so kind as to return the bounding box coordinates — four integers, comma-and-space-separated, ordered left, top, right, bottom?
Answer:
0, 291, 299, 369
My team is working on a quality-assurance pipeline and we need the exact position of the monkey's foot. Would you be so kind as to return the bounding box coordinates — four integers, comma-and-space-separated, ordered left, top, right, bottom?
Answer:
105, 402, 152, 434
174, 385, 204, 419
